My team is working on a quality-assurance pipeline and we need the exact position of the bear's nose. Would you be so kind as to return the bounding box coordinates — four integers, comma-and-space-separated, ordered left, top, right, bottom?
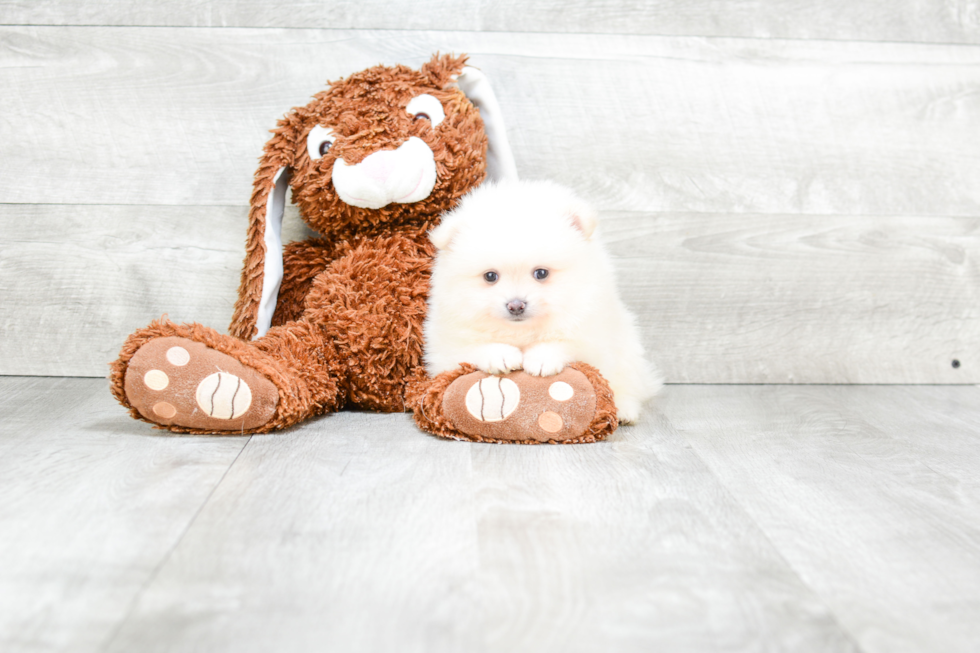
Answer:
507, 299, 526, 316
355, 149, 398, 184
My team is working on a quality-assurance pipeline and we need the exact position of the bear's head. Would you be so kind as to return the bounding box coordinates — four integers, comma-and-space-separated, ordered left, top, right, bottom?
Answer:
232, 53, 516, 339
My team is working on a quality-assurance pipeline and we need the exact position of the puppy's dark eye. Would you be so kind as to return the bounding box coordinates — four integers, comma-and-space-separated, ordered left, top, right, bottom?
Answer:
533, 268, 549, 281
414, 112, 430, 122
483, 271, 499, 284
318, 141, 332, 157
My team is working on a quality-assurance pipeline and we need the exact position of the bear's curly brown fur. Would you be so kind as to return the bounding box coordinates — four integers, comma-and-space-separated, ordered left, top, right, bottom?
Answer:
112, 54, 484, 430
405, 363, 618, 444
110, 53, 618, 441
231, 53, 488, 341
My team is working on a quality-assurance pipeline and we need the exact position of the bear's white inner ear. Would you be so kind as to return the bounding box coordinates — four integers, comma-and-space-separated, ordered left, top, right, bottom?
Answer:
254, 167, 290, 339
456, 67, 518, 182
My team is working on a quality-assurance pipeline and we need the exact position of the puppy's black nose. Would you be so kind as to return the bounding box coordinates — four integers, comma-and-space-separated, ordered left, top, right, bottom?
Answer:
507, 299, 526, 316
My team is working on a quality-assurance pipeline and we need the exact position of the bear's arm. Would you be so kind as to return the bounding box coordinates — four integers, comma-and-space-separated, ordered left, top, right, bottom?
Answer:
271, 238, 339, 327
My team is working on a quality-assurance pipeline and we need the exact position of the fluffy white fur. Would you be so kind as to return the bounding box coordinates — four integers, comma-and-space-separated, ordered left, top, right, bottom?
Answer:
425, 180, 662, 423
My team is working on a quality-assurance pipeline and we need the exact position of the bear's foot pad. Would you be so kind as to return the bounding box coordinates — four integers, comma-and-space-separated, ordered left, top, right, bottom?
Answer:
123, 336, 278, 431
443, 368, 597, 442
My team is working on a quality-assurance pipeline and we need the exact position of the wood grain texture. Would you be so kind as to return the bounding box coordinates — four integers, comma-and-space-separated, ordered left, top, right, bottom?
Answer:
1, 26, 978, 382
661, 384, 980, 653
3, 0, 979, 44
2, 27, 980, 217
0, 376, 248, 653
4, 378, 980, 651
0, 204, 313, 377
100, 394, 857, 653
4, 205, 975, 383
605, 211, 980, 384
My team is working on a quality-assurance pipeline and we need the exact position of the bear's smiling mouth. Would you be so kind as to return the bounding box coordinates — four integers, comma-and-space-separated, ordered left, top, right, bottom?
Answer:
395, 169, 426, 202
345, 169, 424, 204
331, 137, 436, 209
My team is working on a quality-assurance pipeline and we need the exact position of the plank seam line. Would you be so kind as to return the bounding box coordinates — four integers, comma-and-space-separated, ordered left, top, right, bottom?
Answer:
3, 203, 979, 225
4, 376, 979, 387
660, 383, 980, 387
2, 23, 980, 48
672, 423, 868, 651
2, 203, 978, 222
97, 435, 253, 652
0, 202, 250, 209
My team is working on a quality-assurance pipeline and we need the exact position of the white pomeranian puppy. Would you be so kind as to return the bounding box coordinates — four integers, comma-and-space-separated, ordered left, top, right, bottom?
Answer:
424, 179, 661, 423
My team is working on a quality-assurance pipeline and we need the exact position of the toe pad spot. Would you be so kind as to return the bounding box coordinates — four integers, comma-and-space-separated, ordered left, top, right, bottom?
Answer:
166, 346, 190, 366
538, 411, 563, 433
153, 402, 177, 419
143, 369, 169, 391
548, 381, 574, 401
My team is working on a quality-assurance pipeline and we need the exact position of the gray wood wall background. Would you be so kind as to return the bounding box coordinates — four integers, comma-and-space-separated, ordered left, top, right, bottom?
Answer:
1, 1, 978, 383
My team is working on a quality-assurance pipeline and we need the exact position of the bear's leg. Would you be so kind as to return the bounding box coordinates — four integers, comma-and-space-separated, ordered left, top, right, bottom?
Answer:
111, 317, 343, 434
296, 233, 434, 414
407, 362, 619, 444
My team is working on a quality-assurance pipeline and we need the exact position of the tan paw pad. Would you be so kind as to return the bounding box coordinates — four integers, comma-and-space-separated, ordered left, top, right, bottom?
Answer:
443, 367, 597, 442
123, 336, 278, 431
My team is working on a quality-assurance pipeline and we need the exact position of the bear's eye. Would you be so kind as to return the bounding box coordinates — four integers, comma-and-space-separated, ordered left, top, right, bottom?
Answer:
533, 268, 549, 281
307, 125, 336, 161
406, 94, 445, 127
483, 271, 499, 284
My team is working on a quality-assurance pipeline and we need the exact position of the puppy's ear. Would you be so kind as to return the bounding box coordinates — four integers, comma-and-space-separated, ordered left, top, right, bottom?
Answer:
429, 218, 461, 251
566, 199, 599, 240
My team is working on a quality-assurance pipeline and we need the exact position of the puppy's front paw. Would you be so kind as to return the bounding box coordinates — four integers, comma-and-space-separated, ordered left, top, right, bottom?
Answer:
468, 343, 523, 375
614, 396, 642, 424
522, 343, 571, 377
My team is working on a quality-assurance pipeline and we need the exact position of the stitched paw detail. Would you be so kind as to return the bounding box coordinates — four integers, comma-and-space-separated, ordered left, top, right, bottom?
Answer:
195, 372, 253, 419
443, 368, 597, 442
464, 376, 520, 422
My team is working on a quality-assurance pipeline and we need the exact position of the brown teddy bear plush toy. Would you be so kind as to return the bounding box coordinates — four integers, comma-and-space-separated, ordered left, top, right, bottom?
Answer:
110, 53, 618, 444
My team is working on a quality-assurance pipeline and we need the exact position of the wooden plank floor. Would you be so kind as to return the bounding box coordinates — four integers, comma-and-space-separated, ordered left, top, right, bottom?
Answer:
2, 377, 978, 653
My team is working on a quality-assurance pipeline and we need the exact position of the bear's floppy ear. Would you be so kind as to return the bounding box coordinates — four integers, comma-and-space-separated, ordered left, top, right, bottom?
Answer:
229, 126, 295, 340
424, 54, 517, 182
455, 66, 518, 183
229, 56, 517, 340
